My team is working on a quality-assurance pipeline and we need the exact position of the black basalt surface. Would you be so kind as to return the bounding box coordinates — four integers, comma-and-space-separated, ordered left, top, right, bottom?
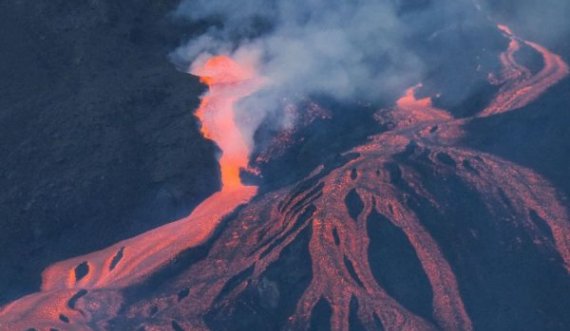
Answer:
0, 0, 219, 304
1, 0, 570, 330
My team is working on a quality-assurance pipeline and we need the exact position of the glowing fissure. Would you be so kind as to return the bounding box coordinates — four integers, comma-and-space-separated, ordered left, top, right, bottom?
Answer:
2, 24, 570, 331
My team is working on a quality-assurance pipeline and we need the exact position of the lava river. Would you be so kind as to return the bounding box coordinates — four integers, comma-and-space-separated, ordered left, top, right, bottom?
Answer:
0, 56, 261, 330
1, 25, 570, 331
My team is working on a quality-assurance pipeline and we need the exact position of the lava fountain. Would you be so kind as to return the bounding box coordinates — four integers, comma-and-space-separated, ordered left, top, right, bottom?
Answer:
482, 24, 570, 117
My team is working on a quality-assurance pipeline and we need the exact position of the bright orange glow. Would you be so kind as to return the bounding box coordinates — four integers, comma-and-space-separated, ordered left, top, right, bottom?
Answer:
482, 24, 570, 116
396, 84, 433, 110
193, 55, 263, 190
2, 24, 570, 331
0, 55, 262, 329
197, 55, 254, 86
497, 24, 514, 36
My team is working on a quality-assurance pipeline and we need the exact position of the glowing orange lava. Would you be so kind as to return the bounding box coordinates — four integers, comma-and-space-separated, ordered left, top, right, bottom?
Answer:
0, 55, 262, 330
482, 24, 570, 116
193, 55, 263, 190
393, 84, 452, 126
1, 24, 570, 331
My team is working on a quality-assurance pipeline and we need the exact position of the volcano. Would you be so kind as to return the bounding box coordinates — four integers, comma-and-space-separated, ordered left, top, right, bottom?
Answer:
1, 1, 570, 331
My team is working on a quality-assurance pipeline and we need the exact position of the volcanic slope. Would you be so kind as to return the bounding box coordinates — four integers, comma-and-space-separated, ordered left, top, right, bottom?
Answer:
1, 24, 570, 331
110, 25, 570, 331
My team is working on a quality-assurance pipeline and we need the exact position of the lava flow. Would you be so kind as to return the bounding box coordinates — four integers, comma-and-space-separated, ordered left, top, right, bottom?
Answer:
482, 24, 570, 117
193, 55, 264, 190
2, 23, 570, 331
104, 24, 569, 331
0, 55, 261, 330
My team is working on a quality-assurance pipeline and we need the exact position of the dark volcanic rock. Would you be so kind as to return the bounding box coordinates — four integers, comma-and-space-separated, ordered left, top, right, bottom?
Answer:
0, 0, 218, 303
1, 1, 570, 330
463, 77, 570, 199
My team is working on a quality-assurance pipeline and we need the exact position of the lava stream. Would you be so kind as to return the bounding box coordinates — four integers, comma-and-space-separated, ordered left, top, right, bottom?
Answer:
1, 23, 570, 331
112, 33, 570, 329
0, 55, 261, 330
481, 24, 569, 117
193, 55, 264, 191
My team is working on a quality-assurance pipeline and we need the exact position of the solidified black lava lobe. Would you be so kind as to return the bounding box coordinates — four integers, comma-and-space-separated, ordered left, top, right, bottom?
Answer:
205, 225, 313, 331
367, 211, 434, 323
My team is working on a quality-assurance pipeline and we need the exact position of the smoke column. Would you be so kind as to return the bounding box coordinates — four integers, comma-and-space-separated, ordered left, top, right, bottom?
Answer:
172, 0, 431, 155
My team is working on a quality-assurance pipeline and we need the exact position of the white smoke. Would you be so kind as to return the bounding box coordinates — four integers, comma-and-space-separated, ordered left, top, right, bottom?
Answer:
478, 0, 570, 48
172, 0, 570, 148
171, 0, 434, 139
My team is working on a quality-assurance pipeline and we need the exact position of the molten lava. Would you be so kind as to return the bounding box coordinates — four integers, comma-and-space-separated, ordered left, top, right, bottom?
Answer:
193, 55, 263, 190
482, 24, 570, 116
1, 23, 570, 331
0, 55, 262, 329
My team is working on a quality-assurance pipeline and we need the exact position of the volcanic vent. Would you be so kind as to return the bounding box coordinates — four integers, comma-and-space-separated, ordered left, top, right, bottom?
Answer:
1, 12, 570, 331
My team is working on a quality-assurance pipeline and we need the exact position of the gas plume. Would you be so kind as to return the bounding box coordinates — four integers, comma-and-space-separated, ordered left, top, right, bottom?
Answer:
1, 4, 569, 326
171, 0, 520, 168
477, 0, 570, 48
172, 0, 432, 157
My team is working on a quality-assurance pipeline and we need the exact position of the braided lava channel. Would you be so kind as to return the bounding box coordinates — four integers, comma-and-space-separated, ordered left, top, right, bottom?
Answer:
1, 24, 570, 331
108, 24, 570, 331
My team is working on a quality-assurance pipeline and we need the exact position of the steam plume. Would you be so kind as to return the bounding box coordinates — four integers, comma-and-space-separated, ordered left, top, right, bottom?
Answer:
172, 0, 570, 167
172, 0, 432, 155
